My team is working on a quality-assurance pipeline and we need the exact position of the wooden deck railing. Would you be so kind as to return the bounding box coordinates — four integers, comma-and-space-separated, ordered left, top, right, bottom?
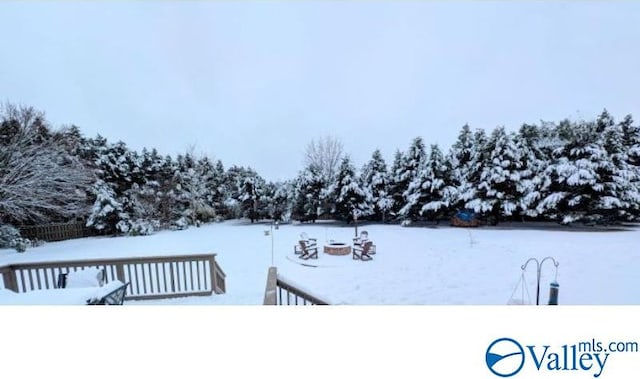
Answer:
18, 221, 97, 242
263, 267, 329, 305
0, 253, 226, 301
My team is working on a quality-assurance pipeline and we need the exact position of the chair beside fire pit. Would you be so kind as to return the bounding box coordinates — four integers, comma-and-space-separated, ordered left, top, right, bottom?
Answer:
294, 233, 317, 255
299, 240, 319, 260
353, 240, 374, 261
353, 231, 376, 256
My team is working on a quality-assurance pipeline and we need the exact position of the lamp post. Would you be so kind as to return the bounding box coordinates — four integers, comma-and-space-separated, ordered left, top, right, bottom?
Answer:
354, 210, 358, 238
521, 256, 559, 305
265, 220, 279, 266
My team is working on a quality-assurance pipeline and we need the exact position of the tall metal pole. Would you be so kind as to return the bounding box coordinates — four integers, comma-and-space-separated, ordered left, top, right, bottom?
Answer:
354, 210, 358, 238
270, 222, 274, 266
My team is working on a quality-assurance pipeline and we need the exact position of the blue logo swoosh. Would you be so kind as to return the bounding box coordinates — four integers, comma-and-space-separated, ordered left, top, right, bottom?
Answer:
486, 338, 526, 377
486, 352, 524, 368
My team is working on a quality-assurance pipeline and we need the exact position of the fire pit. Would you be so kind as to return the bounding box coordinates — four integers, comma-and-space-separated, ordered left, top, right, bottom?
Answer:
323, 242, 351, 256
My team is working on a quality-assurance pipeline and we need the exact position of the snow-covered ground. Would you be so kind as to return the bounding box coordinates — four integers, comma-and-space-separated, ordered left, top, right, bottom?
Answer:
1, 220, 639, 305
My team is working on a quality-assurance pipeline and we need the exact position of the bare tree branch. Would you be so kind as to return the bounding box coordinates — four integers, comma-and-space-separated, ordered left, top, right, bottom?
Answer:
304, 135, 344, 182
0, 106, 93, 224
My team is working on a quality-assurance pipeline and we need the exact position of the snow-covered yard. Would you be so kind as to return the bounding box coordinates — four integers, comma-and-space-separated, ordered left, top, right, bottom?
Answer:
1, 220, 639, 305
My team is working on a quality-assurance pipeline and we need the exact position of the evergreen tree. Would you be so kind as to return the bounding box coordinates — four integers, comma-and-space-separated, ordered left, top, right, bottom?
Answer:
86, 179, 123, 233
537, 120, 606, 223
171, 153, 194, 227
446, 124, 481, 211
264, 181, 292, 222
86, 139, 138, 233
239, 173, 265, 223
467, 127, 521, 224
388, 149, 405, 219
360, 149, 392, 222
620, 115, 640, 218
292, 165, 324, 222
333, 156, 373, 222
211, 160, 227, 219
395, 137, 426, 222
223, 166, 265, 222
156, 155, 177, 226
595, 110, 638, 221
514, 123, 550, 219
419, 144, 453, 221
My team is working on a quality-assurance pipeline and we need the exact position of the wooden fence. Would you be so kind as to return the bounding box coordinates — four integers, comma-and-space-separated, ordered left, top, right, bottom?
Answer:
0, 253, 226, 301
263, 267, 329, 305
19, 221, 97, 242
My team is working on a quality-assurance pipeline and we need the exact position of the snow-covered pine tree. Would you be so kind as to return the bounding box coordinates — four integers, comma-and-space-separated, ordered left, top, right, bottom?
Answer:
360, 149, 392, 222
514, 123, 550, 219
467, 127, 521, 224
396, 137, 427, 224
398, 173, 425, 222
333, 156, 373, 222
87, 139, 161, 234
169, 152, 220, 227
265, 181, 292, 222
155, 154, 177, 226
594, 110, 638, 222
221, 165, 245, 219
96, 140, 134, 190
619, 114, 640, 219
446, 124, 480, 212
171, 153, 194, 228
238, 169, 266, 223
132, 148, 165, 225
292, 165, 324, 222
193, 156, 217, 222
388, 149, 404, 219
212, 160, 227, 219
419, 144, 453, 222
86, 179, 123, 233
536, 119, 608, 223
139, 148, 163, 181
54, 124, 85, 157
468, 127, 488, 191
116, 148, 162, 235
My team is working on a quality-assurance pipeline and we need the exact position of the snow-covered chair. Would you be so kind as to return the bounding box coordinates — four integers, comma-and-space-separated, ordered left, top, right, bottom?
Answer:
294, 233, 317, 255
57, 267, 105, 289
353, 231, 376, 255
353, 241, 374, 261
87, 281, 129, 305
299, 240, 318, 260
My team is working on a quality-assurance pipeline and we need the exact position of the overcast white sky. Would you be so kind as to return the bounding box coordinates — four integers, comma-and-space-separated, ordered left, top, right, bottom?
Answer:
1, 2, 638, 181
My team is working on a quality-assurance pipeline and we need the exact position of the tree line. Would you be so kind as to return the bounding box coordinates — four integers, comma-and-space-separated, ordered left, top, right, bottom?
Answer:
293, 110, 640, 226
1, 102, 639, 250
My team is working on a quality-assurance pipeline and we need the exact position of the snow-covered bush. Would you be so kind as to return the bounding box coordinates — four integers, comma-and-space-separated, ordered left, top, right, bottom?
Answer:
0, 225, 21, 246
0, 224, 30, 253
172, 216, 190, 230
86, 180, 123, 233
194, 203, 216, 222
116, 219, 160, 236
11, 238, 29, 253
